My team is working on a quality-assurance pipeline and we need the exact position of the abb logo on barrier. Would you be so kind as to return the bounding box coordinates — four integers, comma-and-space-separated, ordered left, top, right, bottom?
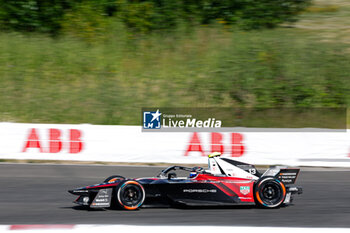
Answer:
22, 128, 83, 153
185, 132, 245, 157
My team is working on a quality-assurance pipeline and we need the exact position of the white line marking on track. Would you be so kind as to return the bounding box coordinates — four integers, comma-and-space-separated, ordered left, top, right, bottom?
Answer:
2, 225, 350, 233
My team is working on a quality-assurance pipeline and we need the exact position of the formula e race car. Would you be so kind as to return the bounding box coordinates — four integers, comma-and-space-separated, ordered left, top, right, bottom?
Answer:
68, 152, 302, 210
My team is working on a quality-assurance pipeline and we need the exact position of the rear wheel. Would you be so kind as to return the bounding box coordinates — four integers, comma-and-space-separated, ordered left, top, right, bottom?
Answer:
116, 180, 145, 210
254, 177, 286, 208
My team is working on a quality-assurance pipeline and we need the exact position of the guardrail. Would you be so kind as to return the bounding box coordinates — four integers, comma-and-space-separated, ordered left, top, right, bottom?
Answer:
0, 122, 349, 167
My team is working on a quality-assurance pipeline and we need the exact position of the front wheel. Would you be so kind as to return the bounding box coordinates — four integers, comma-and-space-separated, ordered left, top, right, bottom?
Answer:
254, 177, 286, 208
104, 175, 125, 183
116, 180, 145, 210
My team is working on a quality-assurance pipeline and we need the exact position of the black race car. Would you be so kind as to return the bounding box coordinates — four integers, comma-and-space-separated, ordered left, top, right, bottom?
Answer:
69, 152, 302, 210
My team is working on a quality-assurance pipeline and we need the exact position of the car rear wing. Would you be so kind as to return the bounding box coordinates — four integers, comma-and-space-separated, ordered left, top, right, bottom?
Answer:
262, 167, 300, 184
275, 168, 300, 184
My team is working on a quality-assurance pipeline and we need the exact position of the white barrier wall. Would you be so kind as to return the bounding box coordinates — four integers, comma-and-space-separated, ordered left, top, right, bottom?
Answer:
0, 122, 349, 167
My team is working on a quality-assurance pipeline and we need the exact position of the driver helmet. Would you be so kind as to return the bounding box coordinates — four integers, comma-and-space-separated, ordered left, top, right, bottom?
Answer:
189, 172, 197, 178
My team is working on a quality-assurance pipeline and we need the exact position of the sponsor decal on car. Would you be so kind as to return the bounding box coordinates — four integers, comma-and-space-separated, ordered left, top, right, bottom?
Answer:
90, 189, 112, 208
240, 186, 250, 195
183, 189, 217, 193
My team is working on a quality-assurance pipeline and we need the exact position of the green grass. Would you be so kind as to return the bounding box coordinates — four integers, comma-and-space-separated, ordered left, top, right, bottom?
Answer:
0, 0, 349, 125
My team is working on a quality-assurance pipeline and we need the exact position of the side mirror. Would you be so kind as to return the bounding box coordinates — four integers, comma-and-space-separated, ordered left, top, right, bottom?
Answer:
168, 172, 177, 179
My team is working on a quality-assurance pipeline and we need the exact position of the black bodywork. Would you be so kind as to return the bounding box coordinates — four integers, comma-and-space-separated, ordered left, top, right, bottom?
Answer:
69, 164, 302, 209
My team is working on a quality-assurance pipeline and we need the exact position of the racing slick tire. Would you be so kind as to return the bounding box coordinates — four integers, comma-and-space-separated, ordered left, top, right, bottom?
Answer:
104, 175, 125, 183
254, 177, 286, 208
115, 180, 145, 210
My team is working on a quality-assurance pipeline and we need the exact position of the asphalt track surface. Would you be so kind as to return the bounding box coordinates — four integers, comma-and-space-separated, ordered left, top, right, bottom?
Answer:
0, 164, 350, 227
